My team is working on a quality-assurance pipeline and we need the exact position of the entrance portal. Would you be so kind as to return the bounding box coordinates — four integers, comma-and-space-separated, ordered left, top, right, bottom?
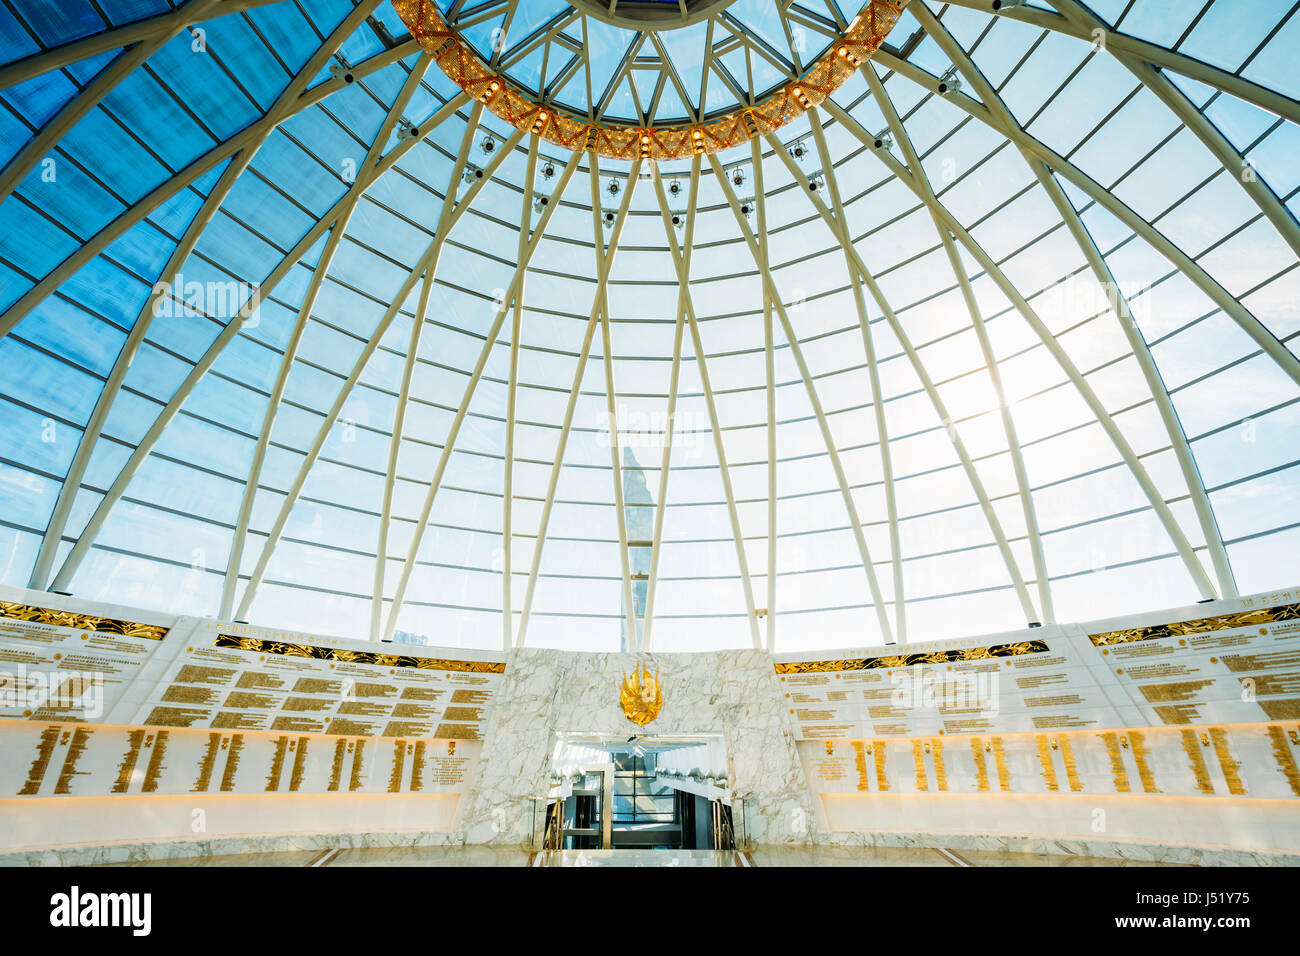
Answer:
539, 734, 739, 852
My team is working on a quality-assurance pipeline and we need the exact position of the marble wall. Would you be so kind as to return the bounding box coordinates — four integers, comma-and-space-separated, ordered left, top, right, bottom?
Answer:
458, 648, 817, 846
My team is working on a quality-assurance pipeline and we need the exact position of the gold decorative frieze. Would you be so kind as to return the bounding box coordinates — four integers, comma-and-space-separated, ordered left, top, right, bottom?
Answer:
774, 639, 1049, 674
393, 0, 906, 161
212, 634, 505, 673
1089, 603, 1300, 646
0, 601, 168, 640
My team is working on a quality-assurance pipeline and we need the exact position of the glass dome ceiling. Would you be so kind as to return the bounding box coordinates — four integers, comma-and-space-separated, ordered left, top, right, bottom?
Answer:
434, 0, 866, 126
0, 0, 1298, 654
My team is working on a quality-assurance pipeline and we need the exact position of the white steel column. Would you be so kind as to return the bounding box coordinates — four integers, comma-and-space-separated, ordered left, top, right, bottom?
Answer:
708, 153, 896, 645
589, 155, 642, 653
381, 151, 583, 642
859, 67, 1055, 623
876, 19, 1300, 390
821, 99, 1218, 601
515, 159, 643, 648
1047, 0, 1300, 262
49, 57, 456, 594
1028, 156, 1238, 598
764, 126, 1036, 625
642, 158, 699, 653
0, 0, 284, 91
0, 0, 222, 204
501, 134, 541, 649
0, 28, 422, 339
233, 123, 528, 621
370, 102, 490, 640
650, 162, 763, 651
794, 111, 909, 637
29, 143, 256, 591
939, 0, 1300, 125
752, 139, 779, 652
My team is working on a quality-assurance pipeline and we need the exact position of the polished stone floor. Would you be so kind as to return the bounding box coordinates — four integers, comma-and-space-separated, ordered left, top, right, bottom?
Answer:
102, 845, 1191, 867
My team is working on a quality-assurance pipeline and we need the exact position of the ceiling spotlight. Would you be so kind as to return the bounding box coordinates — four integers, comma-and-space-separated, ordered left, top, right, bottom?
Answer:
396, 119, 421, 141
669, 179, 682, 197
740, 197, 754, 217
328, 60, 355, 84
836, 44, 862, 67
671, 211, 685, 230
534, 195, 550, 213
480, 134, 496, 154
691, 127, 706, 154
463, 164, 484, 184
992, 0, 1029, 9
874, 130, 893, 150
531, 111, 549, 135
808, 172, 825, 193
788, 139, 808, 162
791, 85, 812, 109
603, 209, 616, 228
607, 178, 620, 197
731, 166, 746, 188
481, 78, 501, 103
938, 67, 963, 95
541, 161, 556, 180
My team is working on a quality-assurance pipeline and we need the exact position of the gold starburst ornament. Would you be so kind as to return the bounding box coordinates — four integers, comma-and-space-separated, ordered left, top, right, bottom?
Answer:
619, 665, 663, 726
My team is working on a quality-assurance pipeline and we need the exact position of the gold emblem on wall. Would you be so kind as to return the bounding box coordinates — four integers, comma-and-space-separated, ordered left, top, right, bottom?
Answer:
619, 666, 663, 726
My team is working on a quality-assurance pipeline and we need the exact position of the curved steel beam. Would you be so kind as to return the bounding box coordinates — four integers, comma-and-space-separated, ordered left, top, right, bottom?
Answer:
0, 29, 420, 341
382, 149, 583, 643
642, 158, 699, 653
871, 44, 1300, 391
708, 152, 897, 645
0, 0, 283, 91
370, 101, 490, 640
234, 122, 527, 621
821, 96, 1218, 601
650, 159, 764, 651
938, 0, 1300, 125
859, 65, 1054, 623
514, 159, 643, 648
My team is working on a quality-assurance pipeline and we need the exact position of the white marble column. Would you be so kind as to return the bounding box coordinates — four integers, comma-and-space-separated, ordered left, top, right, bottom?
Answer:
457, 649, 817, 846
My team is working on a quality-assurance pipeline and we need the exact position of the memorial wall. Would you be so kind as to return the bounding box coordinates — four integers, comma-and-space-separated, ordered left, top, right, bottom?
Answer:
0, 585, 501, 858
0, 582, 1297, 861
775, 587, 1300, 859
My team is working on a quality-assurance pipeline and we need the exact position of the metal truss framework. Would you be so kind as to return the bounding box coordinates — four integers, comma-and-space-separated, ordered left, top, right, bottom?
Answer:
0, 0, 1296, 649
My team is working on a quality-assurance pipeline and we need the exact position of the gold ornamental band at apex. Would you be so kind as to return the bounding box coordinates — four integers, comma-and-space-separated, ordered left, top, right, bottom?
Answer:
392, 0, 907, 161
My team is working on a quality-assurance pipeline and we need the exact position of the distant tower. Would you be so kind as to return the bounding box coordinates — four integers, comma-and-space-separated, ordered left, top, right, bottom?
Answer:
621, 445, 653, 652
